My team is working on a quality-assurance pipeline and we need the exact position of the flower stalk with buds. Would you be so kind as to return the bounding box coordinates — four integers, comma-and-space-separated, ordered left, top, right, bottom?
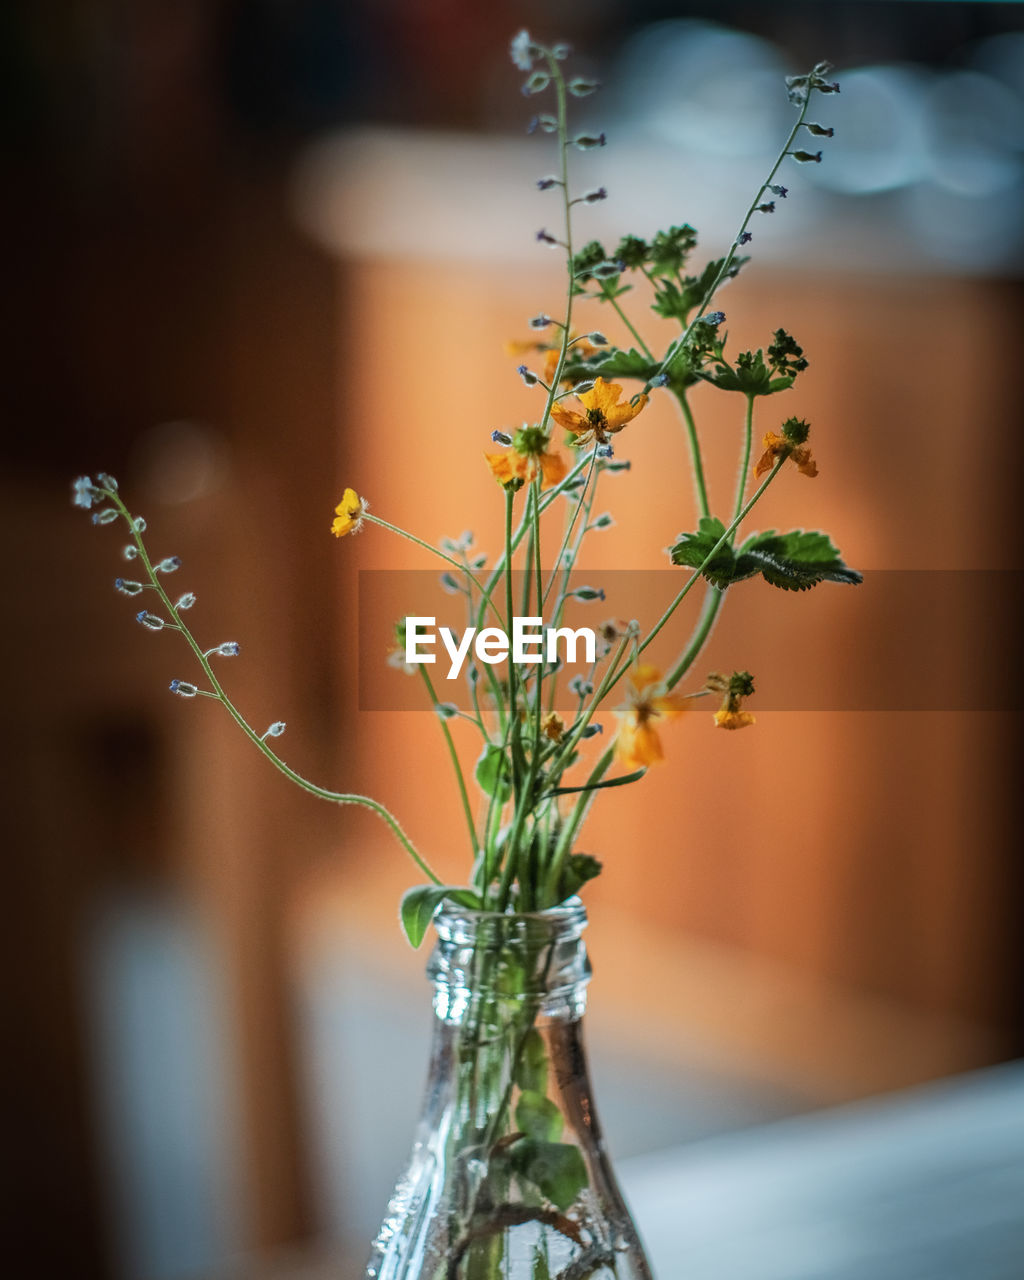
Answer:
74, 42, 858, 941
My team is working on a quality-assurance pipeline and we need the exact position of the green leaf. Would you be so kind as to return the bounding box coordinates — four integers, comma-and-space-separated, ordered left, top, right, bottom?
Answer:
533, 1251, 551, 1280
664, 343, 698, 387
650, 278, 691, 324
575, 346, 659, 382
669, 516, 737, 589
399, 884, 482, 948
733, 530, 863, 591
511, 1139, 589, 1211
515, 1027, 549, 1093
475, 743, 512, 801
703, 345, 797, 398
652, 256, 747, 324
648, 223, 698, 277
545, 770, 646, 798
556, 853, 603, 900
672, 523, 862, 592
515, 1091, 563, 1142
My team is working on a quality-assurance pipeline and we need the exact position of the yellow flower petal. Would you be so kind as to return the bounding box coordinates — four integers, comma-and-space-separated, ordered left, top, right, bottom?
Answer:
539, 449, 567, 487
485, 447, 566, 489
550, 404, 588, 436
578, 377, 623, 417
754, 431, 785, 478
714, 709, 756, 730
605, 391, 648, 431
331, 487, 366, 537
614, 665, 685, 767
575, 377, 648, 436
615, 720, 663, 769
754, 432, 817, 479
541, 711, 565, 743
630, 664, 663, 694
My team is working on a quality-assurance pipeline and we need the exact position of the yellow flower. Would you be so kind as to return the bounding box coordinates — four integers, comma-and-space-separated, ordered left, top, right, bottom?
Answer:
485, 425, 567, 490
331, 487, 368, 537
485, 447, 566, 490
541, 711, 565, 743
754, 431, 817, 479
714, 708, 757, 730
614, 665, 685, 769
551, 377, 647, 448
707, 671, 756, 731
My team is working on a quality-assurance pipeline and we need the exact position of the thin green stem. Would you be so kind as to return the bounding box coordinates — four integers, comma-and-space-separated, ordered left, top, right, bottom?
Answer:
583, 459, 786, 715
665, 585, 724, 691
541, 447, 598, 605
533, 50, 575, 434
551, 629, 632, 773
105, 489, 441, 885
529, 480, 545, 783
418, 665, 479, 861
365, 513, 506, 630
639, 459, 783, 658
601, 283, 654, 359
657, 87, 816, 379
543, 744, 613, 903
674, 387, 711, 520
732, 394, 755, 530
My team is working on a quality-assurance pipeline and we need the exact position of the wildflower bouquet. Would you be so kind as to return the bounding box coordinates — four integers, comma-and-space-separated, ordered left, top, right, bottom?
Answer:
74, 31, 859, 1278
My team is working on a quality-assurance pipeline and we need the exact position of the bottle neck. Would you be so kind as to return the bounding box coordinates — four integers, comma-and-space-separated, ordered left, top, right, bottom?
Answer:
427, 899, 591, 1024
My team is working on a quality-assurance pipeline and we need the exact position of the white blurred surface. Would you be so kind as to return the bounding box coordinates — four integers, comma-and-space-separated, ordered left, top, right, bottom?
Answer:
620, 1060, 1024, 1280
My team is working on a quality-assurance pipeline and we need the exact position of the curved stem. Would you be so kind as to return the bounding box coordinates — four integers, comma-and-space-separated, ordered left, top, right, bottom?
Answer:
657, 86, 816, 378
665, 584, 724, 691
544, 744, 613, 903
542, 447, 598, 605
601, 282, 654, 359
673, 387, 711, 520
105, 489, 441, 885
418, 664, 479, 861
586, 459, 786, 713
732, 394, 755, 532
365, 513, 506, 630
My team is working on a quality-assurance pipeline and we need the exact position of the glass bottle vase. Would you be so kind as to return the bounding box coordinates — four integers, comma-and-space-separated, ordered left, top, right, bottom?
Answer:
366, 898, 653, 1279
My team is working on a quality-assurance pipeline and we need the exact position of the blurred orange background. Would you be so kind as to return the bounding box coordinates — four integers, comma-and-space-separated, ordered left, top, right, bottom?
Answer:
2, 2, 1022, 1277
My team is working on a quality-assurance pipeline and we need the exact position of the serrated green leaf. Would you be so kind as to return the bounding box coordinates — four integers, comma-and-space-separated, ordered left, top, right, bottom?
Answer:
475, 743, 512, 801
511, 1139, 589, 1211
733, 530, 864, 591
703, 349, 795, 398
669, 516, 737, 589
650, 278, 689, 323
576, 346, 660, 382
399, 885, 482, 948
653, 256, 748, 325
776, 530, 845, 562
648, 224, 698, 276
515, 1091, 563, 1142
